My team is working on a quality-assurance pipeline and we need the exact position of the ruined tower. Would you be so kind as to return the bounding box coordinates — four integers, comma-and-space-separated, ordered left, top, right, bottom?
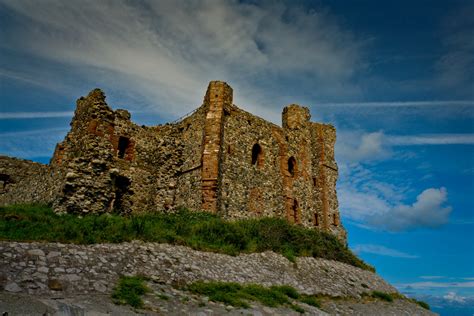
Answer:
0, 81, 347, 242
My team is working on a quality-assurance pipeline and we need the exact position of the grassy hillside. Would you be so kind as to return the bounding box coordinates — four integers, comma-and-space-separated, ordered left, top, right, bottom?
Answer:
0, 204, 374, 271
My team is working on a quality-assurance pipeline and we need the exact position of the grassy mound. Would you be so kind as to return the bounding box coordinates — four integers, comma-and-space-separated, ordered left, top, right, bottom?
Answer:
0, 204, 373, 271
187, 281, 320, 312
112, 276, 149, 308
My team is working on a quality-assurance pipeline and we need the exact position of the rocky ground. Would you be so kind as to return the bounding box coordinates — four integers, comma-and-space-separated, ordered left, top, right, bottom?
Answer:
1, 281, 434, 316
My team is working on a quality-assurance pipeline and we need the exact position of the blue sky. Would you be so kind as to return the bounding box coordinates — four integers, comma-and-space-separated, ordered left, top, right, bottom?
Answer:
0, 0, 473, 314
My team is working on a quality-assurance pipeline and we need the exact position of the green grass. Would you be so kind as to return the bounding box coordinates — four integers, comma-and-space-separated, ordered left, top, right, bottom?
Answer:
112, 276, 149, 308
187, 281, 320, 313
370, 291, 394, 302
156, 293, 169, 300
410, 298, 430, 310
299, 295, 321, 308
0, 204, 373, 271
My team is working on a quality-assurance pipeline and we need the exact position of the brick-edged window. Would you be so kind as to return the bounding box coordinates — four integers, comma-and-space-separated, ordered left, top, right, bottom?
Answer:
251, 143, 264, 168
288, 156, 297, 177
118, 136, 130, 159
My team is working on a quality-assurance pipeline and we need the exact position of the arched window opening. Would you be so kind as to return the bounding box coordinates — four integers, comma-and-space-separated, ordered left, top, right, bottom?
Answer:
313, 177, 317, 187
251, 143, 263, 167
288, 156, 297, 177
118, 136, 130, 159
314, 213, 319, 227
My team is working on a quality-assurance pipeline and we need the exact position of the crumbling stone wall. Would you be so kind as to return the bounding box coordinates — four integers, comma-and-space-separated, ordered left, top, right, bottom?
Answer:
0, 156, 59, 206
50, 89, 186, 215
1, 81, 347, 242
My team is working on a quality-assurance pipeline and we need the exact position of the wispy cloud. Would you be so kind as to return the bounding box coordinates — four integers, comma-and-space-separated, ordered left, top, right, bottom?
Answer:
420, 276, 445, 280
388, 134, 474, 145
0, 128, 68, 137
337, 131, 474, 164
336, 131, 390, 163
0, 112, 73, 119
0, 0, 366, 120
397, 281, 474, 289
0, 128, 68, 158
338, 153, 453, 231
434, 2, 474, 98
353, 244, 419, 258
318, 100, 474, 107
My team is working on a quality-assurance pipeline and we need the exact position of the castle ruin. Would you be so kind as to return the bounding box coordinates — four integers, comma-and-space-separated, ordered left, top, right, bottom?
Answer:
0, 81, 346, 242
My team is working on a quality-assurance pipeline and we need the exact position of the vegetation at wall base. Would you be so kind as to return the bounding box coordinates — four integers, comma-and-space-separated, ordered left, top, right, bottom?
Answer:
187, 281, 320, 313
0, 204, 373, 271
111, 276, 149, 308
410, 298, 430, 310
369, 290, 394, 302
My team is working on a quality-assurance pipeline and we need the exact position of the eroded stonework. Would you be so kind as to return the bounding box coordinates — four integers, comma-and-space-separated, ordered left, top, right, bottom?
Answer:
0, 81, 346, 242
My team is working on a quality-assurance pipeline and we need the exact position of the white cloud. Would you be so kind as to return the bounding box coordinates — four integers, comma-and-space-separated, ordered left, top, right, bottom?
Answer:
338, 158, 452, 230
338, 185, 391, 222
370, 187, 452, 231
336, 130, 455, 231
443, 291, 467, 303
353, 244, 418, 259
336, 131, 390, 163
0, 0, 365, 120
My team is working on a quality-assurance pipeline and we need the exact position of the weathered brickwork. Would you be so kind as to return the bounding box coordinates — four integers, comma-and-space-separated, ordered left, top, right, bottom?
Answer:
0, 81, 346, 242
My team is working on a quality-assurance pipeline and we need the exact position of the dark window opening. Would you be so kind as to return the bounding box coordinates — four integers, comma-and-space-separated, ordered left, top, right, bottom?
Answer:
113, 175, 131, 213
314, 213, 319, 227
251, 143, 263, 167
118, 136, 130, 159
313, 177, 317, 187
0, 173, 12, 191
288, 156, 297, 176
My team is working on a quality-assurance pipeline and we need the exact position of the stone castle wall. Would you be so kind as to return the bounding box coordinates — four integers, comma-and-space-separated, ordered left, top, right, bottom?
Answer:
0, 156, 59, 206
0, 81, 347, 242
